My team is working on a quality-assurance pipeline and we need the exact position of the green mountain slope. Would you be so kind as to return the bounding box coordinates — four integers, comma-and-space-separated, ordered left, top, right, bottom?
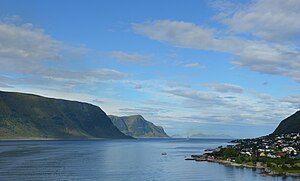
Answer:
109, 115, 169, 138
272, 111, 300, 136
0, 91, 131, 139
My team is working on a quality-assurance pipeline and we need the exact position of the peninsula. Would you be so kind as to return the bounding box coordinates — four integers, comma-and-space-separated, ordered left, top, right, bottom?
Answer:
187, 111, 300, 177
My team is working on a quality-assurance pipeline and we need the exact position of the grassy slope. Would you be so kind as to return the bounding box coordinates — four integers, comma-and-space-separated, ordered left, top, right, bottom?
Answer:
0, 91, 131, 139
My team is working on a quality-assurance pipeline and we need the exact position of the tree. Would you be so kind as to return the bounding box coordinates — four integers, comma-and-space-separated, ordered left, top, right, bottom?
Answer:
223, 148, 239, 157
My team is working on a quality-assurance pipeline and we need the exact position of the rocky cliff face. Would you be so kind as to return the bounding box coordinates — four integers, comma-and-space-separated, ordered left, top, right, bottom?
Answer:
0, 91, 131, 139
109, 115, 169, 138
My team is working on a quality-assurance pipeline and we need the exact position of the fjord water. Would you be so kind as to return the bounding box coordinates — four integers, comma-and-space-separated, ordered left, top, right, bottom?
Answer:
0, 139, 297, 181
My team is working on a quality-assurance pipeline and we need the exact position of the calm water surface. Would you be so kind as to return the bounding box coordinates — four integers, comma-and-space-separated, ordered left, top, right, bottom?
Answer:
0, 138, 298, 181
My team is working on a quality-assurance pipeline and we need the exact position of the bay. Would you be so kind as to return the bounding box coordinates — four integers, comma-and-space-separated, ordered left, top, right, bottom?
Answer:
0, 138, 297, 181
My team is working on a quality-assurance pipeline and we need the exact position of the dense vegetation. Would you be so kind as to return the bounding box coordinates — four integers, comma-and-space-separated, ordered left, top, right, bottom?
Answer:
0, 91, 131, 139
211, 147, 300, 173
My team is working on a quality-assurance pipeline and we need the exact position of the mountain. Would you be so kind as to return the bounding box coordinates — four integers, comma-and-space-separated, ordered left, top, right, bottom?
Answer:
0, 91, 131, 139
170, 134, 183, 138
272, 110, 300, 136
109, 115, 169, 138
190, 133, 232, 139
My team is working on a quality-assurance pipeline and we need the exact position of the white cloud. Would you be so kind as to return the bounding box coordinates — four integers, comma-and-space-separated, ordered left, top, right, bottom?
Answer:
217, 0, 300, 43
86, 69, 128, 80
0, 83, 11, 88
204, 83, 244, 93
0, 68, 129, 88
110, 51, 152, 65
167, 81, 191, 88
133, 19, 300, 83
0, 20, 128, 87
0, 21, 61, 61
157, 87, 298, 126
185, 63, 203, 68
165, 89, 224, 105
280, 95, 300, 108
134, 84, 143, 89
133, 20, 218, 50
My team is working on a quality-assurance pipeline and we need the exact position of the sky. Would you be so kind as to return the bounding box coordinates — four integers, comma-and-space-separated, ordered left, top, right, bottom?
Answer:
0, 0, 300, 138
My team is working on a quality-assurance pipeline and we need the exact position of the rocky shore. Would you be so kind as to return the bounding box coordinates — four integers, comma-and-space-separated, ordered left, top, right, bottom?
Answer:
186, 154, 300, 177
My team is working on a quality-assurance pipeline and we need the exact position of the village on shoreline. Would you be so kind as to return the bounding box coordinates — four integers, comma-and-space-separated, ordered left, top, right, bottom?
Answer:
186, 133, 300, 177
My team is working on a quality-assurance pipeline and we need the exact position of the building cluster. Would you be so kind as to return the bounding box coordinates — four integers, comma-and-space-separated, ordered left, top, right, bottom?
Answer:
234, 133, 300, 159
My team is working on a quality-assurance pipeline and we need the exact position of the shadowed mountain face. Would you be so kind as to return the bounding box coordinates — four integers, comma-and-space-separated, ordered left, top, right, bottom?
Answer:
109, 115, 169, 138
272, 111, 300, 136
0, 91, 131, 139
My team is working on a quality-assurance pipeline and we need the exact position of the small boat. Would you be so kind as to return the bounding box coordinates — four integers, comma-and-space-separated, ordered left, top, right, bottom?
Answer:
161, 152, 167, 155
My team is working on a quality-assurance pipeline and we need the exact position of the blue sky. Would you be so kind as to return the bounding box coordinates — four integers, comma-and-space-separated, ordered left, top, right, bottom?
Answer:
0, 0, 300, 138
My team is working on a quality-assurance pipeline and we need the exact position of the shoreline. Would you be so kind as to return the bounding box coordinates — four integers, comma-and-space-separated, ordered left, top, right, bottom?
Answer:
0, 136, 176, 141
187, 155, 300, 177
210, 159, 300, 177
0, 137, 131, 141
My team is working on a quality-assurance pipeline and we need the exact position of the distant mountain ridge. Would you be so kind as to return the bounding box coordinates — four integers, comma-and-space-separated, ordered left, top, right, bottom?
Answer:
272, 110, 300, 136
109, 115, 169, 138
190, 133, 232, 139
0, 91, 131, 139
